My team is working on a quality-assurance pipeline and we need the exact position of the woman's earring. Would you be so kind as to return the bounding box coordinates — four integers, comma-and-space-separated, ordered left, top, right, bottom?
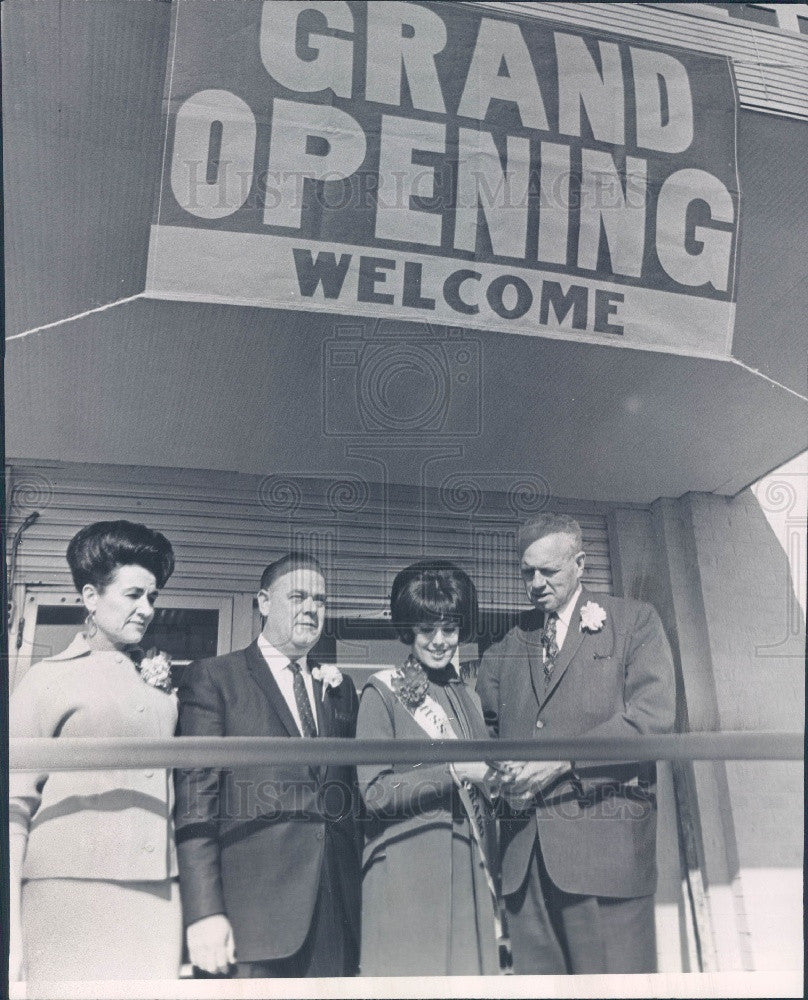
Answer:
85, 611, 97, 638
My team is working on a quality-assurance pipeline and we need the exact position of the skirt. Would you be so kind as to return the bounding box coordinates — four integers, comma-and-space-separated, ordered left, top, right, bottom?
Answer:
22, 877, 182, 983
360, 816, 500, 976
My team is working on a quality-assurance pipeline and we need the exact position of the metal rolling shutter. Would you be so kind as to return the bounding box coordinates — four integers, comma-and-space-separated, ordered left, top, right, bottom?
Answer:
7, 462, 614, 612
466, 1, 808, 121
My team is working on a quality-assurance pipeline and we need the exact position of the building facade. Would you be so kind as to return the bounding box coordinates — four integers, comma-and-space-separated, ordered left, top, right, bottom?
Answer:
5, 0, 806, 977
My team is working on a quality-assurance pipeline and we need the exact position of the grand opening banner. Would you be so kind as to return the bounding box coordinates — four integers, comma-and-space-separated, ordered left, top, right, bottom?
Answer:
146, 1, 740, 357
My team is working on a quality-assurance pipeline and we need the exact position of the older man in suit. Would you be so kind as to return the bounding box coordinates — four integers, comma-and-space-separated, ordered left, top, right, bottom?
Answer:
174, 552, 361, 978
477, 514, 675, 974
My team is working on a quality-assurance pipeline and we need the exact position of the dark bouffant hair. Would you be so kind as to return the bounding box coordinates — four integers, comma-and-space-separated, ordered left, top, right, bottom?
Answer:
259, 551, 324, 591
66, 520, 175, 591
390, 559, 477, 645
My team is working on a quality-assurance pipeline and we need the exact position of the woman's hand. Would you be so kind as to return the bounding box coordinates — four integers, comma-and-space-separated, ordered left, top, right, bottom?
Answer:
451, 760, 500, 791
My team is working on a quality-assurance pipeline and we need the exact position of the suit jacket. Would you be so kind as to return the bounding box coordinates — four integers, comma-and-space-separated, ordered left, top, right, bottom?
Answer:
476, 589, 675, 899
9, 633, 178, 882
174, 641, 361, 963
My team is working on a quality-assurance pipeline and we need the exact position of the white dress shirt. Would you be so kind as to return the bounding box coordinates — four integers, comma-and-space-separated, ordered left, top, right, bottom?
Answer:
257, 634, 318, 735
544, 584, 582, 661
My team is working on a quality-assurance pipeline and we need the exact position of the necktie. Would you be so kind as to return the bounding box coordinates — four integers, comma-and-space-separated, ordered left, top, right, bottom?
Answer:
540, 613, 559, 679
288, 660, 317, 737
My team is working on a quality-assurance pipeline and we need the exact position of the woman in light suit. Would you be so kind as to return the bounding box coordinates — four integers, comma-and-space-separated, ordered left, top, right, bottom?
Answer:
9, 520, 181, 983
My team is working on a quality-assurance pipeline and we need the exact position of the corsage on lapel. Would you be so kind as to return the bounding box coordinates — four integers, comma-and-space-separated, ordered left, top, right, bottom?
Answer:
390, 655, 429, 710
580, 601, 607, 633
137, 648, 175, 693
312, 663, 343, 701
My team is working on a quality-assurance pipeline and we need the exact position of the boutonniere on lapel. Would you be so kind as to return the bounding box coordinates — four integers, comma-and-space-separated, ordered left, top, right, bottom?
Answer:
136, 648, 175, 694
579, 601, 607, 633
312, 664, 343, 701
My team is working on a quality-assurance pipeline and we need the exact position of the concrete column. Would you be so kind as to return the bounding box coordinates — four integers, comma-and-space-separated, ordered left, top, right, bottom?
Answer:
609, 506, 697, 972
646, 490, 804, 972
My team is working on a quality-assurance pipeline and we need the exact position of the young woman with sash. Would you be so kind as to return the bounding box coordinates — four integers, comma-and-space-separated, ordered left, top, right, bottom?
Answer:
356, 560, 503, 976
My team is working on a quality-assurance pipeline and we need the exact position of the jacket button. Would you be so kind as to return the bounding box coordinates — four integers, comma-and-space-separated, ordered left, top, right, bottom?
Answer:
144, 844, 154, 853
144, 771, 154, 779
316, 830, 324, 841
535, 719, 545, 729
137, 705, 145, 713
115, 655, 123, 664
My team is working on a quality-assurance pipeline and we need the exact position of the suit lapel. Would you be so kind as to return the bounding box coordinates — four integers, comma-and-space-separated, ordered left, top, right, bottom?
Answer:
539, 589, 588, 708
511, 611, 545, 725
310, 660, 329, 737
524, 629, 546, 708
244, 641, 301, 737
310, 659, 330, 782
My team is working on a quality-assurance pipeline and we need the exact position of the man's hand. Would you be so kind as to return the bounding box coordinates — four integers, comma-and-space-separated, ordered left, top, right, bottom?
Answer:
186, 914, 236, 974
452, 760, 493, 788
498, 760, 571, 805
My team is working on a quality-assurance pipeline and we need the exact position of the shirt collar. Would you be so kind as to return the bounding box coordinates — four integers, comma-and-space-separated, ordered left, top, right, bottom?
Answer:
555, 584, 583, 628
257, 633, 310, 672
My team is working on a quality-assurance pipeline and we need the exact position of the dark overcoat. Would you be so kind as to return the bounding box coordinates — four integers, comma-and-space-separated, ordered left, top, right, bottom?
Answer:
174, 641, 361, 963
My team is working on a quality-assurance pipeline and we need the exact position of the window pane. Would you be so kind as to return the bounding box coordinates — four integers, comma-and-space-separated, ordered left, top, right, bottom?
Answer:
31, 606, 85, 662
33, 605, 219, 663
142, 608, 219, 661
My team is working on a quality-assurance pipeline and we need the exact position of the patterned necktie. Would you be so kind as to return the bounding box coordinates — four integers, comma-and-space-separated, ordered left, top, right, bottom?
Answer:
540, 613, 559, 679
288, 660, 317, 737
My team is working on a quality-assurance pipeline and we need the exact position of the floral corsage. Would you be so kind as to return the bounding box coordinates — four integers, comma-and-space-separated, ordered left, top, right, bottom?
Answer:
312, 664, 343, 700
391, 655, 429, 710
137, 648, 175, 694
580, 601, 607, 633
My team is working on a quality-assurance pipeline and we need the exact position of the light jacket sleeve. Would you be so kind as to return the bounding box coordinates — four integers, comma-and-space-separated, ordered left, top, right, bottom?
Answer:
8, 661, 68, 837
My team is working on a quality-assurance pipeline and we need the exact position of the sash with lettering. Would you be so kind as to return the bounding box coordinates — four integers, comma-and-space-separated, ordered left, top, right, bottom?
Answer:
375, 668, 509, 962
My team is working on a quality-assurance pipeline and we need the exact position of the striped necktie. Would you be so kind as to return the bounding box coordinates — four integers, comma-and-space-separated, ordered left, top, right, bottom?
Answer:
540, 613, 559, 679
288, 660, 317, 737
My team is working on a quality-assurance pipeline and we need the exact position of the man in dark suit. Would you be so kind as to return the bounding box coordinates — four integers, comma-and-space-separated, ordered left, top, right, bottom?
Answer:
477, 514, 675, 974
174, 552, 361, 978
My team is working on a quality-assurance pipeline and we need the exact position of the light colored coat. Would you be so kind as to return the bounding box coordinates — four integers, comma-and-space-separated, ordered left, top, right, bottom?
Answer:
9, 633, 178, 881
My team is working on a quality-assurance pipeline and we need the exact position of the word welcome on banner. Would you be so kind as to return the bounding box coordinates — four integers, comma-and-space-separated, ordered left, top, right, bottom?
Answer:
146, 1, 740, 356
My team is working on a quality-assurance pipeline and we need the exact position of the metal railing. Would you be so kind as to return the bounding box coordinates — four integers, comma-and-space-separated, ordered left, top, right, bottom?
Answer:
9, 731, 804, 770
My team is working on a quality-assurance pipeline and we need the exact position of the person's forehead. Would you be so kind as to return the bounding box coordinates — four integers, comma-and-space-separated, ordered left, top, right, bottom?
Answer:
520, 532, 575, 565
111, 563, 158, 588
271, 567, 326, 593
